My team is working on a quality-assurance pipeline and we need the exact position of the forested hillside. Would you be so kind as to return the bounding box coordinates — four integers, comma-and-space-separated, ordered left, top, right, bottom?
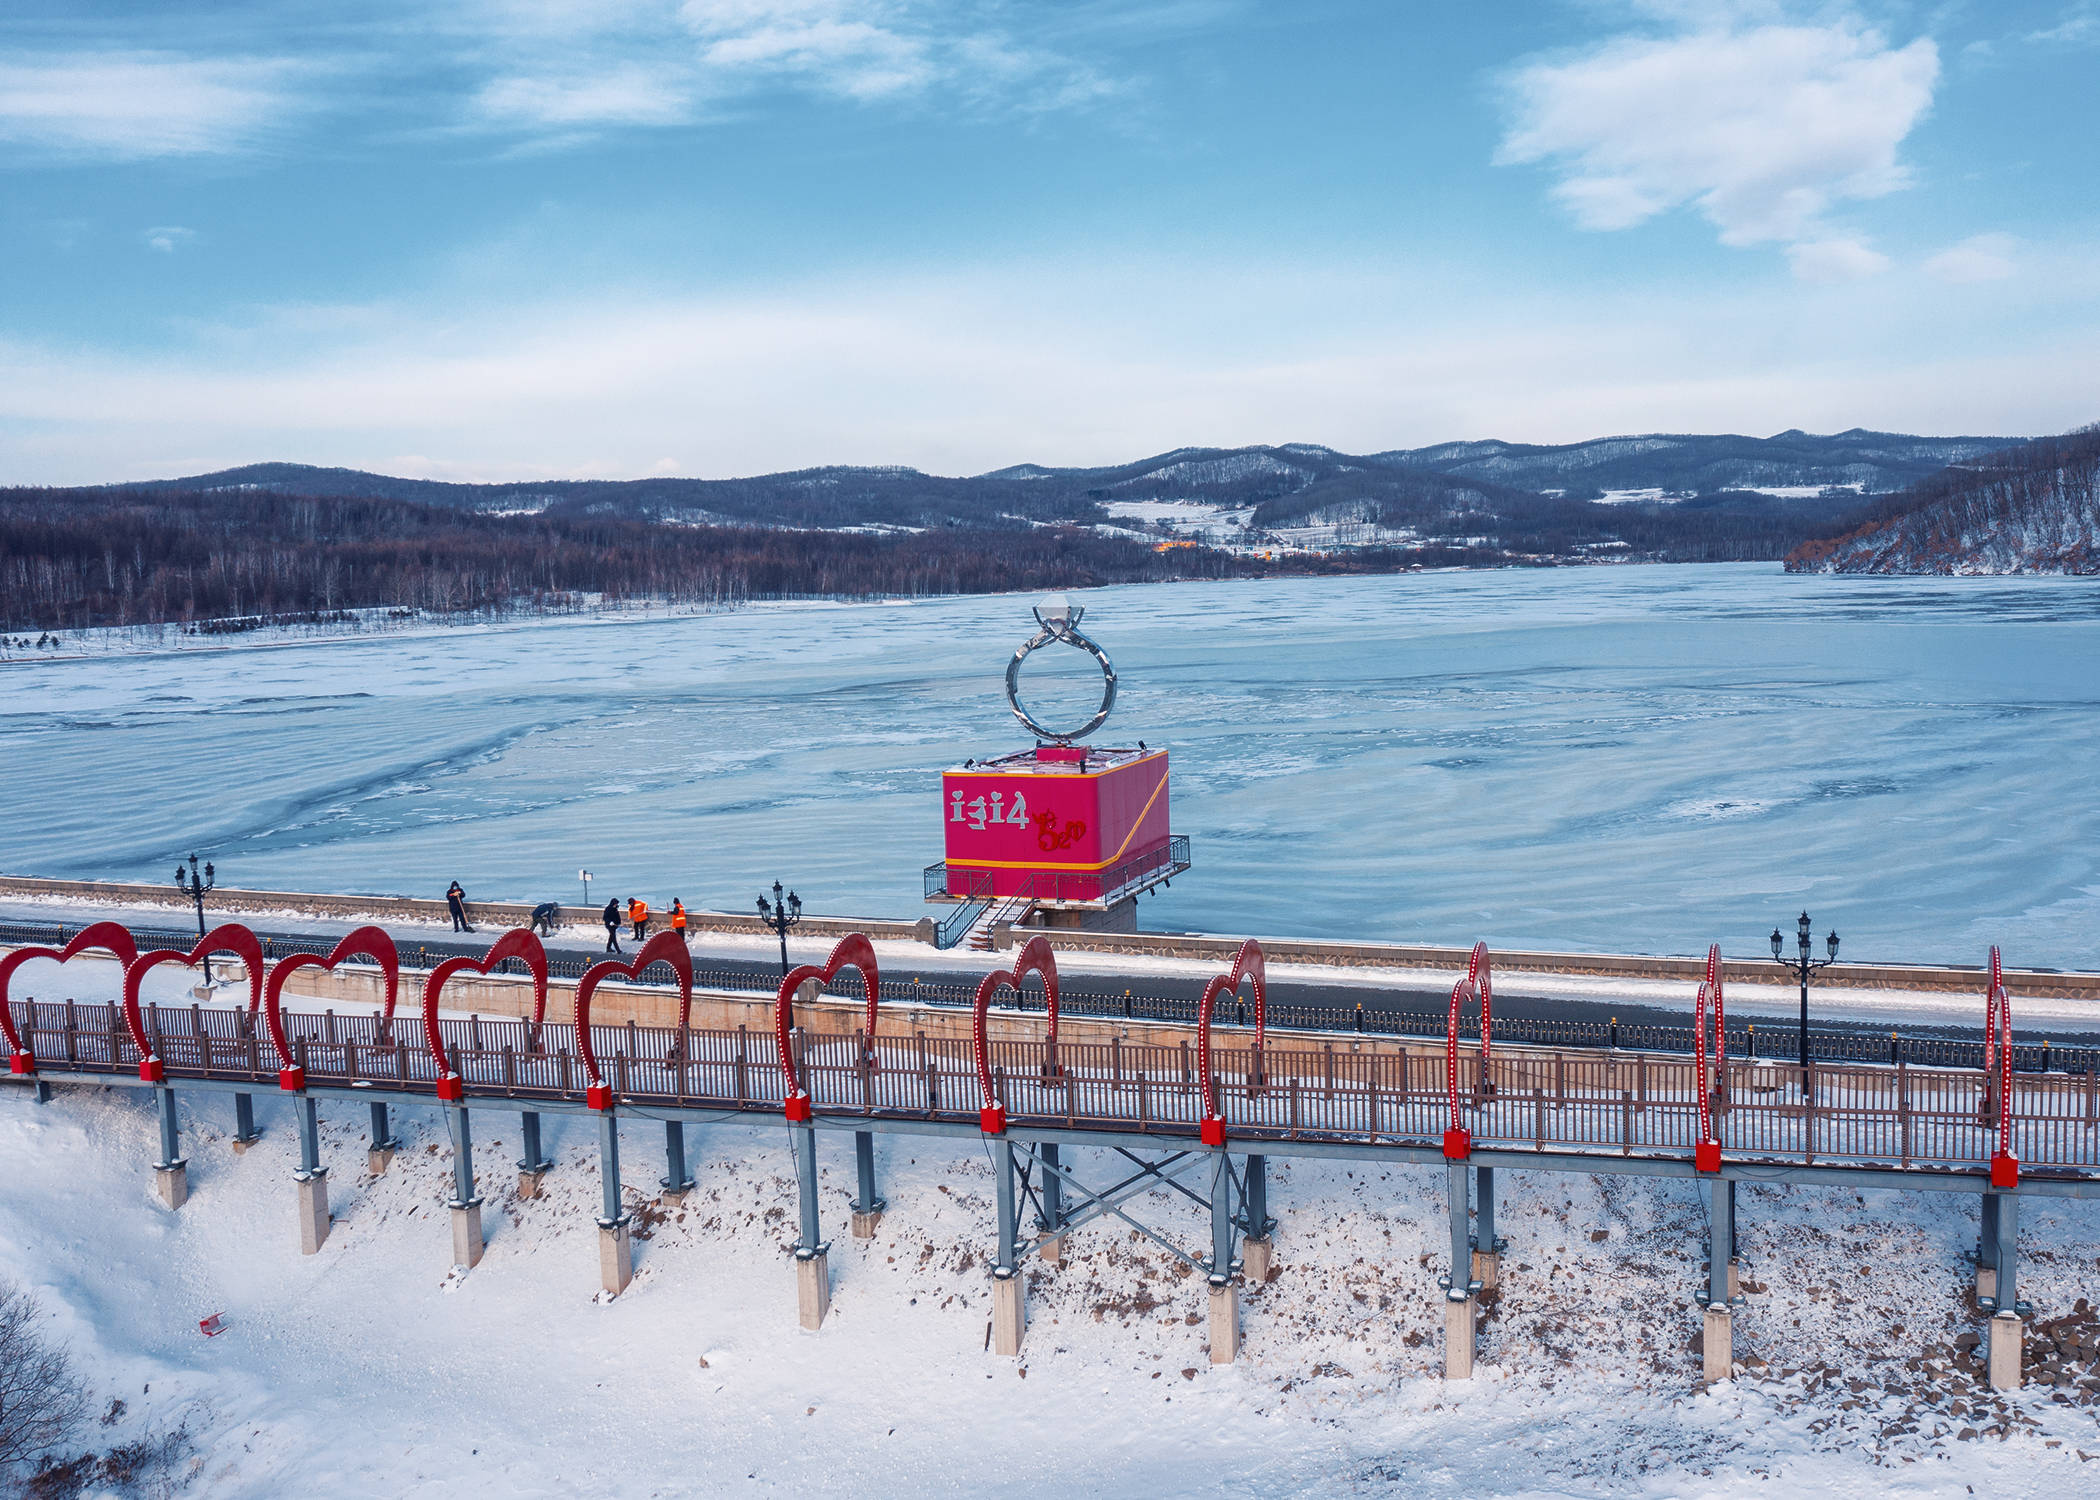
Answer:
0, 489, 1259, 631
1785, 428, 2100, 575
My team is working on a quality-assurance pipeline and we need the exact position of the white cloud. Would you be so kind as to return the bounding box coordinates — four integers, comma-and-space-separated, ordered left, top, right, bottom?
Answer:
2026, 5, 2100, 47
1496, 18, 1937, 276
1924, 232, 2018, 283
475, 64, 695, 127
1785, 236, 1888, 282
459, 1, 1119, 133
0, 52, 300, 161
143, 226, 198, 254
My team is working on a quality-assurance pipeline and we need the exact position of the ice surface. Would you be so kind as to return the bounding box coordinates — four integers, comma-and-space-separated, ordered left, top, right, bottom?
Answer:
7, 564, 2100, 969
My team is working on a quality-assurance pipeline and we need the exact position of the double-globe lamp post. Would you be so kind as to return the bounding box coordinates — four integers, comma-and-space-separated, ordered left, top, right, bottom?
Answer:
1771, 911, 1840, 1092
174, 853, 216, 984
758, 881, 802, 979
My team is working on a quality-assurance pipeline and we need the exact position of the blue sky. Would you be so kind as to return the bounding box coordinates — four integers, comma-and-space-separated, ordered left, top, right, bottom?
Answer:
2, 1, 2096, 484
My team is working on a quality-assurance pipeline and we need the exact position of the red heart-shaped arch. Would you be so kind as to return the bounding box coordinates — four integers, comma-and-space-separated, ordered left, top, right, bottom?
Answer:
123, 923, 266, 1081
971, 935, 1058, 1135
263, 926, 400, 1091
575, 930, 692, 1110
1, 921, 140, 1074
1195, 937, 1267, 1144
774, 934, 879, 1121
1442, 940, 1494, 1160
423, 928, 548, 1099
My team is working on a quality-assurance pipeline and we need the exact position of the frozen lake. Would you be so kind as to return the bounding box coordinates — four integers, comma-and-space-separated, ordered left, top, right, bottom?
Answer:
7, 564, 2100, 969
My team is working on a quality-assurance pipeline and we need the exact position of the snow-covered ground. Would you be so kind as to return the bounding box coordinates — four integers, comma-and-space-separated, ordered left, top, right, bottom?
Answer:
6, 1059, 2099, 1496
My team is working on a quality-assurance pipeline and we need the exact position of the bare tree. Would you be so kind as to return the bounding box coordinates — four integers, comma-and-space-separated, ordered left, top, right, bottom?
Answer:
0, 1277, 88, 1478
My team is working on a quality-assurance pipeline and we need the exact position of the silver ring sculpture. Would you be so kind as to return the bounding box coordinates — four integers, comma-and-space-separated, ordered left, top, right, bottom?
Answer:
1006, 597, 1117, 744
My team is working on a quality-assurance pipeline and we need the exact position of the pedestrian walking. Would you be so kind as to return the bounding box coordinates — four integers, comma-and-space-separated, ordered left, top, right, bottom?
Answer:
446, 880, 474, 933
530, 900, 560, 937
602, 897, 623, 953
670, 899, 687, 939
629, 895, 650, 941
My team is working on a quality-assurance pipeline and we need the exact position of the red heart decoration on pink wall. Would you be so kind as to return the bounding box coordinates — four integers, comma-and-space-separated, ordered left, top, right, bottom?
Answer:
2, 922, 140, 1074
422, 928, 548, 1100
263, 926, 399, 1091
574, 930, 692, 1110
123, 923, 266, 1081
774, 934, 880, 1121
971, 935, 1057, 1135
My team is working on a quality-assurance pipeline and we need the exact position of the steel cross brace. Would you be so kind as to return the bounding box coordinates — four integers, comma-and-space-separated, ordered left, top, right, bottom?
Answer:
1014, 1144, 1219, 1271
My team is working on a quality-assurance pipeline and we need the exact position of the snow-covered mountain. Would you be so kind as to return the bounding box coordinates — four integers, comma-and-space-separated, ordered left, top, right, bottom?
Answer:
1787, 429, 2100, 575
1381, 429, 2019, 498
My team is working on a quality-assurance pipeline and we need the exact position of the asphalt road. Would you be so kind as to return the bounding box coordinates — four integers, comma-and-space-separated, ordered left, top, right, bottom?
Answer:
16, 908, 2076, 1051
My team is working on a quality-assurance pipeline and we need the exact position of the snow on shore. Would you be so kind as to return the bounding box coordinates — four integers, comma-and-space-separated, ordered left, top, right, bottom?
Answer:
4, 1066, 2099, 1494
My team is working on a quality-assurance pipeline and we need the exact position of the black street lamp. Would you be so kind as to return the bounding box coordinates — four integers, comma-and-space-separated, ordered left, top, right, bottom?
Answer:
174, 853, 217, 983
757, 880, 803, 978
1770, 911, 1840, 1090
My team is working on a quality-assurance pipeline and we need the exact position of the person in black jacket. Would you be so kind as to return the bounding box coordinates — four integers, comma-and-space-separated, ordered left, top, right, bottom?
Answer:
530, 901, 560, 937
602, 897, 622, 953
446, 881, 473, 933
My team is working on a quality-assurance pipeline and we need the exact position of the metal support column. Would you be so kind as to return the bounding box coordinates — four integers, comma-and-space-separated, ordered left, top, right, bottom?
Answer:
1988, 1190, 2024, 1390
850, 1129, 884, 1236
1207, 1152, 1236, 1283
293, 1095, 329, 1254
1207, 1149, 1241, 1363
597, 1109, 633, 1295
793, 1121, 830, 1329
1701, 1175, 1736, 1381
152, 1085, 187, 1210
990, 1134, 1024, 1354
1976, 1189, 2001, 1301
661, 1120, 694, 1200
1472, 1163, 1502, 1288
232, 1091, 259, 1151
518, 1110, 553, 1197
1239, 1152, 1273, 1281
1443, 1158, 1476, 1378
1036, 1141, 1065, 1260
367, 1100, 398, 1174
447, 1104, 484, 1268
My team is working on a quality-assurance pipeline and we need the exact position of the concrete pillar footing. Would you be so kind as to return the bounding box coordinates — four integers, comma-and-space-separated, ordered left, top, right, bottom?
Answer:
657, 1182, 692, 1207
1976, 1264, 1998, 1303
518, 1167, 550, 1200
1241, 1235, 1272, 1283
368, 1147, 396, 1176
797, 1247, 832, 1330
992, 1269, 1026, 1356
1702, 1304, 1734, 1383
850, 1208, 884, 1239
1729, 1258, 1741, 1300
450, 1199, 485, 1269
1470, 1248, 1500, 1291
1208, 1281, 1241, 1364
296, 1171, 330, 1255
231, 1136, 258, 1156
1988, 1310, 2023, 1391
598, 1217, 634, 1296
1443, 1294, 1475, 1380
1036, 1233, 1064, 1265
154, 1162, 188, 1211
